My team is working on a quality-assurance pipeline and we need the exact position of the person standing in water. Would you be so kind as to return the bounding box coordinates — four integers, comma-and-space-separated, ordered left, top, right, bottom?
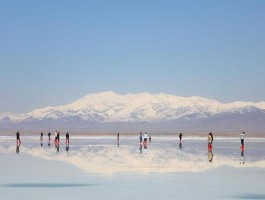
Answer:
240, 131, 245, 149
143, 132, 149, 154
48, 132, 51, 141
54, 131, 58, 143
40, 132, 43, 141
143, 132, 148, 144
179, 133, 183, 149
179, 133, 183, 143
16, 131, 21, 144
117, 133, 120, 147
208, 132, 213, 150
210, 132, 213, 143
139, 132, 143, 144
57, 132, 60, 143
66, 132, 70, 145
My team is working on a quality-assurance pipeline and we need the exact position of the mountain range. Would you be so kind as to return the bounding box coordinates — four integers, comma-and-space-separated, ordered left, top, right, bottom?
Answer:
1, 91, 265, 132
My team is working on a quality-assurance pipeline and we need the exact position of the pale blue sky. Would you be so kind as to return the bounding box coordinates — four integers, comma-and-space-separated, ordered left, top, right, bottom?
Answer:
0, 0, 265, 113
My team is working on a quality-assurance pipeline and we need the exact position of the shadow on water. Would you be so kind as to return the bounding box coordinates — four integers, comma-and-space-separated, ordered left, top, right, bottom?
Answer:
2, 183, 95, 188
234, 194, 265, 199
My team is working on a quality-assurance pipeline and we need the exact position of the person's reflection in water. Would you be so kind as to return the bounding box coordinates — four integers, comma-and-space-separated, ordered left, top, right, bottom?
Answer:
16, 143, 20, 154
40, 140, 43, 148
139, 143, 143, 154
66, 145, 69, 153
48, 141, 51, 147
208, 149, 214, 163
143, 141, 148, 154
179, 141, 183, 149
56, 144, 60, 153
149, 135, 152, 144
240, 149, 245, 165
117, 133, 120, 147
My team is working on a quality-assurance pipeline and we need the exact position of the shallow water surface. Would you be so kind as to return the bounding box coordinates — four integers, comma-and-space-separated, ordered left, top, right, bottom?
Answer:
0, 136, 265, 200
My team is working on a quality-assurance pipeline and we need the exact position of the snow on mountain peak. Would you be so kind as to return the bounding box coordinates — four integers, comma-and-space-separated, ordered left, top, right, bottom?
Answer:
1, 91, 265, 122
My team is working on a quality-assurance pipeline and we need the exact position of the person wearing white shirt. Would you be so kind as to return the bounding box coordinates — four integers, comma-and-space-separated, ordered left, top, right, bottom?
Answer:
143, 132, 148, 154
143, 132, 148, 142
54, 131, 57, 142
240, 131, 245, 148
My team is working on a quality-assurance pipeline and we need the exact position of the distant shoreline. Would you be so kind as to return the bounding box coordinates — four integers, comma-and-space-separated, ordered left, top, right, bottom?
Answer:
1, 131, 264, 138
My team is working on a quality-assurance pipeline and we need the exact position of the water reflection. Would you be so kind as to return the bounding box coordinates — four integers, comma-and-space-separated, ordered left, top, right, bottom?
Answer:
117, 133, 120, 147
143, 141, 148, 154
139, 144, 143, 154
139, 132, 143, 144
208, 142, 214, 163
16, 143, 20, 155
208, 149, 214, 163
8, 138, 264, 175
55, 144, 60, 153
240, 149, 245, 165
66, 145, 69, 153
179, 142, 183, 150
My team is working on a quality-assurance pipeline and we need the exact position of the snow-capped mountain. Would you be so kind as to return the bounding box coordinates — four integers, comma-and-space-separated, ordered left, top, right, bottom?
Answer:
1, 91, 265, 132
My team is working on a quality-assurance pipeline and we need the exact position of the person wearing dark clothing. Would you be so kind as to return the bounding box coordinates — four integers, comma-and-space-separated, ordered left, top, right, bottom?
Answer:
179, 133, 183, 142
210, 132, 213, 143
240, 131, 245, 148
117, 133, 120, 147
40, 132, 43, 141
48, 132, 51, 141
139, 132, 143, 143
66, 132, 70, 145
16, 131, 21, 144
57, 132, 60, 143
